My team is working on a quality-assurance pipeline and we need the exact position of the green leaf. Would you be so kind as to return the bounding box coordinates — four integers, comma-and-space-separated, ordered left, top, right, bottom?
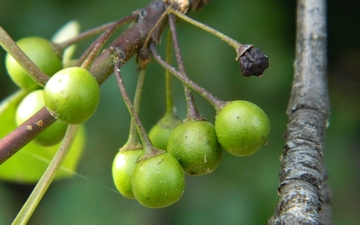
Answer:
0, 90, 86, 183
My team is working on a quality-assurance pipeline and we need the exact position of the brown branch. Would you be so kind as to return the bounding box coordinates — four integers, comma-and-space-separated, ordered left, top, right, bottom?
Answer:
89, 0, 167, 84
0, 107, 56, 164
269, 0, 331, 224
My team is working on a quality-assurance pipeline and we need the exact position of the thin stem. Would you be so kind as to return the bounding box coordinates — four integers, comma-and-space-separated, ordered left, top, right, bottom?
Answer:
149, 42, 226, 111
78, 14, 138, 70
57, 21, 132, 49
122, 68, 146, 150
169, 9, 241, 50
165, 30, 175, 114
0, 27, 50, 86
114, 62, 157, 154
12, 125, 79, 225
168, 14, 200, 119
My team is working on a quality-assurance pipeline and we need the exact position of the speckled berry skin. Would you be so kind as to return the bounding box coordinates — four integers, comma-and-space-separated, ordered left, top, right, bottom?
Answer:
167, 119, 222, 175
215, 100, 270, 156
132, 153, 185, 208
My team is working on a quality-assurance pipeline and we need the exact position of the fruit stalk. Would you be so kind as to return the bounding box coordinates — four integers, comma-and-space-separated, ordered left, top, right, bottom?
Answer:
165, 31, 175, 114
12, 124, 79, 224
168, 14, 201, 119
149, 42, 227, 110
122, 68, 146, 150
114, 62, 159, 155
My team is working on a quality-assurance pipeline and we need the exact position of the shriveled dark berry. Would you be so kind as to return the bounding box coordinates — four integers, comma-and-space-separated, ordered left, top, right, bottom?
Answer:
239, 47, 269, 77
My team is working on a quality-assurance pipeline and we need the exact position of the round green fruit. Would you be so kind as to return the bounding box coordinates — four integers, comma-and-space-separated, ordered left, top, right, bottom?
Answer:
132, 153, 185, 208
43, 67, 100, 124
112, 149, 143, 199
148, 113, 182, 150
5, 37, 63, 91
16, 90, 68, 146
215, 100, 270, 156
167, 118, 222, 176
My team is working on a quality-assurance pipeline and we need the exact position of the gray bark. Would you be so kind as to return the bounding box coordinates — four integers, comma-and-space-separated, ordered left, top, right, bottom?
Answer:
269, 0, 332, 224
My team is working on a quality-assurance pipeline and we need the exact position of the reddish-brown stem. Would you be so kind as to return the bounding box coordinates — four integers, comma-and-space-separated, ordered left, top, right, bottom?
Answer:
0, 107, 56, 164
77, 14, 138, 70
89, 1, 167, 84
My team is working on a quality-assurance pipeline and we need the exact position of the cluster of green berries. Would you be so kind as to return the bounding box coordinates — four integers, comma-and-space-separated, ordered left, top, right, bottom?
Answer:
112, 99, 270, 208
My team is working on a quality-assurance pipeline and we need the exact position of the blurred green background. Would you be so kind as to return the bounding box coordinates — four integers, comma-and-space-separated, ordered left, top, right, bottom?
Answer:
0, 0, 359, 224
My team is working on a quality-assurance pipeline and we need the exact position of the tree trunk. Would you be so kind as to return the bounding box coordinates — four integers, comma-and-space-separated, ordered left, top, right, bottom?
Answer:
269, 0, 332, 224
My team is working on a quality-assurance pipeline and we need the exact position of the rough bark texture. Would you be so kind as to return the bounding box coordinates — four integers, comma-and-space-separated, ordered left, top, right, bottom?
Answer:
269, 0, 332, 224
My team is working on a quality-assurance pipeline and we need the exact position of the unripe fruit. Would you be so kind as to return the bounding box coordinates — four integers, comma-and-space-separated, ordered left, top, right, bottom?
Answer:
112, 149, 143, 199
16, 90, 68, 146
167, 118, 222, 175
215, 100, 270, 156
148, 113, 182, 150
5, 37, 63, 90
43, 67, 100, 124
132, 153, 185, 208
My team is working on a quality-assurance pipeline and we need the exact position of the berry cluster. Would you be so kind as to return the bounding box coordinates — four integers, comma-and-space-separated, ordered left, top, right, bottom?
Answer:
111, 21, 270, 208
112, 98, 270, 208
0, 1, 270, 211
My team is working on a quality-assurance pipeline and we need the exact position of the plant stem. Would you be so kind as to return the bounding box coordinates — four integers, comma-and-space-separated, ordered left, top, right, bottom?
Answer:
141, 0, 174, 51
165, 30, 175, 115
0, 107, 56, 165
149, 42, 227, 111
122, 68, 146, 151
114, 62, 159, 155
79, 14, 138, 70
269, 0, 330, 223
57, 20, 135, 49
12, 125, 79, 225
169, 9, 248, 57
0, 27, 50, 86
168, 14, 201, 119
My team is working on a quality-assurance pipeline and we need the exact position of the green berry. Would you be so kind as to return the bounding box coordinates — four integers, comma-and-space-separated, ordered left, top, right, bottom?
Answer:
112, 149, 143, 199
132, 153, 185, 208
5, 37, 62, 90
148, 113, 182, 150
43, 67, 100, 124
16, 90, 68, 146
167, 118, 222, 175
215, 100, 270, 156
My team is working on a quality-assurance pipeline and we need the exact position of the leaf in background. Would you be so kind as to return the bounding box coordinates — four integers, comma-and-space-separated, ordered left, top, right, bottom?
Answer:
0, 90, 86, 183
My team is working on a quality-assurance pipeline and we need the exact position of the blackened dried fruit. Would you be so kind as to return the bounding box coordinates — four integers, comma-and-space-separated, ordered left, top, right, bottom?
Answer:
239, 47, 269, 77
